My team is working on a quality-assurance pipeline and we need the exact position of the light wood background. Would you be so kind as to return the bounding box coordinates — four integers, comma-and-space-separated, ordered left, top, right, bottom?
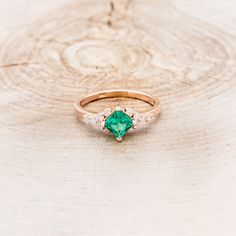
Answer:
0, 0, 236, 235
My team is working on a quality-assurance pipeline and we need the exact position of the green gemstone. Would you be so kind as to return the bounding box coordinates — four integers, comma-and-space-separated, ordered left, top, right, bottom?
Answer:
105, 110, 133, 139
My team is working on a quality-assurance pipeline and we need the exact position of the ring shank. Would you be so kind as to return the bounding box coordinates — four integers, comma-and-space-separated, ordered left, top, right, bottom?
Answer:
75, 90, 161, 119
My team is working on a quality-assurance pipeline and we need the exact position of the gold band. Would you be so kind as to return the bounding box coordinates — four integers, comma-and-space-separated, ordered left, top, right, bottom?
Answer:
74, 89, 161, 119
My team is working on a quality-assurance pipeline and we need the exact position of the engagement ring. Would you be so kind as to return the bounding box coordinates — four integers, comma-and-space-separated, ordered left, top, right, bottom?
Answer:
75, 90, 161, 142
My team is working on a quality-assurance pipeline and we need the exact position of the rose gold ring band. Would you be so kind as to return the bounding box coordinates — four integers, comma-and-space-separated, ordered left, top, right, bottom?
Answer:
74, 89, 161, 118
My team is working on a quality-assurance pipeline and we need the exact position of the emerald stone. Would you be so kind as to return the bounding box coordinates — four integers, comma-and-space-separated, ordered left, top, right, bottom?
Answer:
105, 110, 133, 139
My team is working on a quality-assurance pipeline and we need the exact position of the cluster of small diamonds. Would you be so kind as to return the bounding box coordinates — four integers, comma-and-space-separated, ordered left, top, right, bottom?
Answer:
125, 108, 155, 129
83, 108, 111, 130
83, 107, 155, 130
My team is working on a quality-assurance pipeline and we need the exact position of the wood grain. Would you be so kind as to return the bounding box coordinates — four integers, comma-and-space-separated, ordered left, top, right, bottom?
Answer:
0, 0, 236, 235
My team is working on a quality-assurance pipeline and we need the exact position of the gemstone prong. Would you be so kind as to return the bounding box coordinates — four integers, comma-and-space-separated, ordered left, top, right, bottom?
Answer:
101, 121, 105, 129
116, 137, 122, 142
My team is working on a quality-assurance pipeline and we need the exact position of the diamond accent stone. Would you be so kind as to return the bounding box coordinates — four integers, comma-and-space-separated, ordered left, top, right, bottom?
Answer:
103, 108, 111, 117
132, 112, 155, 128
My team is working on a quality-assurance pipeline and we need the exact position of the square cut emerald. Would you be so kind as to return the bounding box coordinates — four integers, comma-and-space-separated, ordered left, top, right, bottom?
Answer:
105, 110, 133, 139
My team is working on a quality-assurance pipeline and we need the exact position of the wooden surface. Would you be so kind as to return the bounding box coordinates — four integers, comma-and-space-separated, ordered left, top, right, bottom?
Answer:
0, 0, 236, 235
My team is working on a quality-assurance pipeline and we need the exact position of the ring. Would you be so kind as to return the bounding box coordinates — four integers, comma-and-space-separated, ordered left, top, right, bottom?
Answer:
74, 90, 161, 142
